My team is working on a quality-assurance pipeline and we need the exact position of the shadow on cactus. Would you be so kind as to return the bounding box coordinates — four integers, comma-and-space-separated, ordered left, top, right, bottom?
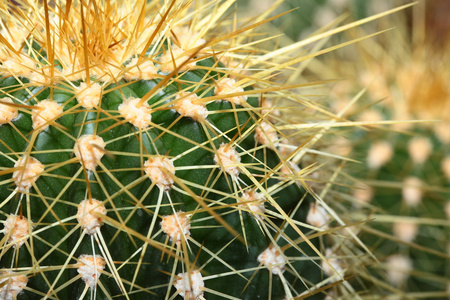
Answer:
0, 0, 385, 299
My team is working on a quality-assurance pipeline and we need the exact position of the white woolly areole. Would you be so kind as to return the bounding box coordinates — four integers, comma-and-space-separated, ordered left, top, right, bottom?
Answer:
258, 245, 286, 275
393, 221, 418, 243
260, 98, 281, 121
76, 199, 107, 235
240, 190, 265, 220
214, 77, 247, 106
73, 135, 106, 171
280, 161, 301, 177
77, 255, 106, 288
124, 57, 158, 81
254, 121, 278, 149
322, 248, 345, 280
161, 211, 190, 242
173, 270, 204, 299
118, 97, 152, 129
0, 271, 28, 300
367, 141, 393, 170
306, 203, 329, 228
214, 144, 241, 177
29, 68, 56, 86
32, 100, 63, 132
159, 47, 196, 73
13, 156, 44, 192
144, 156, 175, 190
2, 54, 35, 77
62, 60, 84, 82
407, 137, 431, 165
174, 92, 208, 122
386, 254, 412, 287
402, 177, 423, 207
76, 82, 102, 109
0, 97, 19, 124
442, 156, 450, 182
2, 215, 31, 248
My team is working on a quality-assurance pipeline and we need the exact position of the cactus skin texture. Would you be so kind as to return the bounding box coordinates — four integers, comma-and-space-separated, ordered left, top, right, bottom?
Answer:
0, 1, 332, 299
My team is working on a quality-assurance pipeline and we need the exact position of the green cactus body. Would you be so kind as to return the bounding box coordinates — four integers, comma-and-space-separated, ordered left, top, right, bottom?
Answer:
0, 1, 326, 299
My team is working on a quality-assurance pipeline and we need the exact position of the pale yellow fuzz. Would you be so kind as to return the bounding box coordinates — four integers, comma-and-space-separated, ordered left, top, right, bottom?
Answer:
254, 121, 278, 149
214, 144, 241, 177
62, 60, 84, 81
402, 177, 423, 208
135, 24, 158, 50
160, 211, 190, 242
393, 221, 418, 243
407, 137, 431, 165
174, 270, 204, 299
144, 156, 175, 190
214, 77, 247, 106
220, 57, 250, 77
91, 64, 124, 83
0, 97, 19, 124
76, 199, 107, 235
76, 82, 103, 109
118, 97, 152, 129
77, 255, 106, 288
386, 254, 412, 287
0, 25, 28, 60
367, 141, 393, 170
306, 203, 329, 229
1, 54, 35, 77
124, 57, 158, 81
172, 27, 207, 52
159, 47, 196, 73
32, 100, 63, 132
240, 190, 265, 220
2, 215, 31, 248
13, 156, 44, 192
29, 67, 59, 86
73, 135, 106, 171
173, 92, 208, 122
257, 245, 286, 275
0, 271, 28, 300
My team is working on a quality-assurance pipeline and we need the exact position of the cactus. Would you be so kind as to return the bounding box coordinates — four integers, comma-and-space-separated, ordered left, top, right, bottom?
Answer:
309, 1, 450, 297
0, 0, 355, 299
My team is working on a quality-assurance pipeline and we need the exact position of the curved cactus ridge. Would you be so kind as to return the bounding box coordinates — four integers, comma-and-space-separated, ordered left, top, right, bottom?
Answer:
0, 0, 393, 299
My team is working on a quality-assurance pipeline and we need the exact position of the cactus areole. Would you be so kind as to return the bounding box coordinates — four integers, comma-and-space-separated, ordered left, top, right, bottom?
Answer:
0, 1, 322, 299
